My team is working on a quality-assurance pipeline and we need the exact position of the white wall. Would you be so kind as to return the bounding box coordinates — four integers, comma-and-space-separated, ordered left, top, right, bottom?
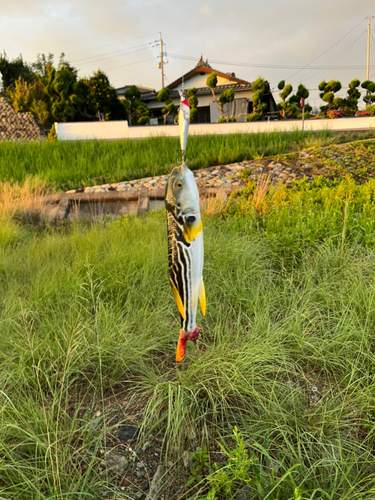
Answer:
127, 116, 375, 138
55, 121, 129, 141
56, 116, 375, 141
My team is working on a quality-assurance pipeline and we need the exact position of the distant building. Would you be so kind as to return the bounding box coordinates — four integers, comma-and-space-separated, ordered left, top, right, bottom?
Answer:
140, 56, 276, 124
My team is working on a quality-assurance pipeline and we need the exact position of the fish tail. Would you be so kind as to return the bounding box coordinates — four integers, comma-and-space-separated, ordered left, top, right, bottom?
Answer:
176, 330, 187, 362
176, 326, 201, 362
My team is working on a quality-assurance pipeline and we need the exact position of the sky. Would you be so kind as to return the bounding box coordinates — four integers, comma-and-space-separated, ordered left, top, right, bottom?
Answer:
1, 0, 375, 110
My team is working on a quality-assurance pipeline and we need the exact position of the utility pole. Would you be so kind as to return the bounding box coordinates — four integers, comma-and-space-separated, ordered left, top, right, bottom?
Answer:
367, 15, 371, 80
157, 32, 168, 89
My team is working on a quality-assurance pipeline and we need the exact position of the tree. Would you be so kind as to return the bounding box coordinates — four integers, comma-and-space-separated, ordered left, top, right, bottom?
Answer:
346, 79, 361, 112
125, 86, 149, 125
187, 87, 198, 123
156, 87, 177, 125
0, 52, 35, 93
135, 102, 150, 125
84, 70, 127, 121
361, 80, 375, 106
206, 72, 225, 120
6, 76, 49, 124
277, 80, 293, 119
331, 79, 360, 115
219, 88, 235, 121
32, 53, 55, 79
292, 84, 312, 117
5, 53, 128, 125
41, 64, 87, 122
276, 82, 311, 119
319, 80, 342, 111
251, 77, 269, 119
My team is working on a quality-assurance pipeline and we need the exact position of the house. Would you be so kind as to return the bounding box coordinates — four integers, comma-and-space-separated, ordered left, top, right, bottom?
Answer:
140, 56, 276, 123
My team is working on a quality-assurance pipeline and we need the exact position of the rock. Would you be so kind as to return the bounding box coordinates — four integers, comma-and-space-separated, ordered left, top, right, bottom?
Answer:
182, 451, 193, 469
103, 450, 129, 474
146, 465, 165, 500
139, 480, 149, 492
117, 425, 139, 442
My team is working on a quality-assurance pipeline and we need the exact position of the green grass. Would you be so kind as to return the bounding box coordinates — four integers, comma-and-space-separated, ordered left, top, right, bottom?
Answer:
1, 177, 375, 498
1, 130, 374, 191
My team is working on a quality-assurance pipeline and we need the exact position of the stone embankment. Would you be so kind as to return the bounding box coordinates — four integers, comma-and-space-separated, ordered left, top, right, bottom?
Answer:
66, 157, 315, 195
0, 98, 46, 141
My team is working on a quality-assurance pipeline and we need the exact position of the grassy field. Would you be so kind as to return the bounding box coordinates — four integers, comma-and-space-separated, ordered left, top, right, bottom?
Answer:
1, 175, 375, 499
1, 130, 375, 191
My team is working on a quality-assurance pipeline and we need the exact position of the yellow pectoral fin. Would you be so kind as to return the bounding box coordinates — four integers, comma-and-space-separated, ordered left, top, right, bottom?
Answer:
182, 220, 202, 243
199, 280, 206, 316
169, 278, 185, 320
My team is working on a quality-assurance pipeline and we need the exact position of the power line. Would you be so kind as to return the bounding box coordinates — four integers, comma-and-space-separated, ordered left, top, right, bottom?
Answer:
65, 32, 159, 56
168, 53, 369, 70
292, 29, 367, 84
286, 17, 367, 82
103, 56, 156, 72
71, 43, 157, 66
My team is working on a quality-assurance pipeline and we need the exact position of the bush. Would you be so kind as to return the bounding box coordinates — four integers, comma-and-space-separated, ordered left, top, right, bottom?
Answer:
228, 116, 236, 122
217, 117, 227, 123
137, 116, 149, 125
247, 112, 261, 122
326, 110, 343, 119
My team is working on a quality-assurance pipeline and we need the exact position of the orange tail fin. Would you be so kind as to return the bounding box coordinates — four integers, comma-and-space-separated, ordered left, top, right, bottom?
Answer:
176, 331, 187, 362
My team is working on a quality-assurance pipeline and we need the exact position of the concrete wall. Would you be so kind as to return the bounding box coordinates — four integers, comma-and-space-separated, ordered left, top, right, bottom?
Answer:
56, 121, 129, 141
56, 116, 375, 141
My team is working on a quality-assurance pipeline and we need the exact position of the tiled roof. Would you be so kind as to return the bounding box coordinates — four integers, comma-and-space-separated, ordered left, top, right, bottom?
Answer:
167, 57, 250, 89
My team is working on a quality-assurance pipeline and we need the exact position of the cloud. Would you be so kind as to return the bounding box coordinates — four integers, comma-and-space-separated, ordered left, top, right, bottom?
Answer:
199, 4, 214, 17
0, 0, 373, 105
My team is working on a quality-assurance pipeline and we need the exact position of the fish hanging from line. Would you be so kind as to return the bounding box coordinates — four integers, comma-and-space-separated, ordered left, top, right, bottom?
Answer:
165, 88, 206, 362
165, 163, 206, 362
178, 90, 190, 160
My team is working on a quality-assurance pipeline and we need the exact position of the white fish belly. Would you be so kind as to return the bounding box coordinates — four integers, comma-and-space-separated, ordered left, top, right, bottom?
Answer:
179, 111, 189, 153
182, 231, 204, 332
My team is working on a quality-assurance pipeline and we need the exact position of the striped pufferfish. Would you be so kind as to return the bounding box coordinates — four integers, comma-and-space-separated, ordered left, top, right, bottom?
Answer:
165, 162, 206, 362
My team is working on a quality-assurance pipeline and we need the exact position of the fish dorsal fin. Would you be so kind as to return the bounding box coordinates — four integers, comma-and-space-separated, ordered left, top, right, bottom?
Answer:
169, 278, 185, 320
199, 280, 206, 316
